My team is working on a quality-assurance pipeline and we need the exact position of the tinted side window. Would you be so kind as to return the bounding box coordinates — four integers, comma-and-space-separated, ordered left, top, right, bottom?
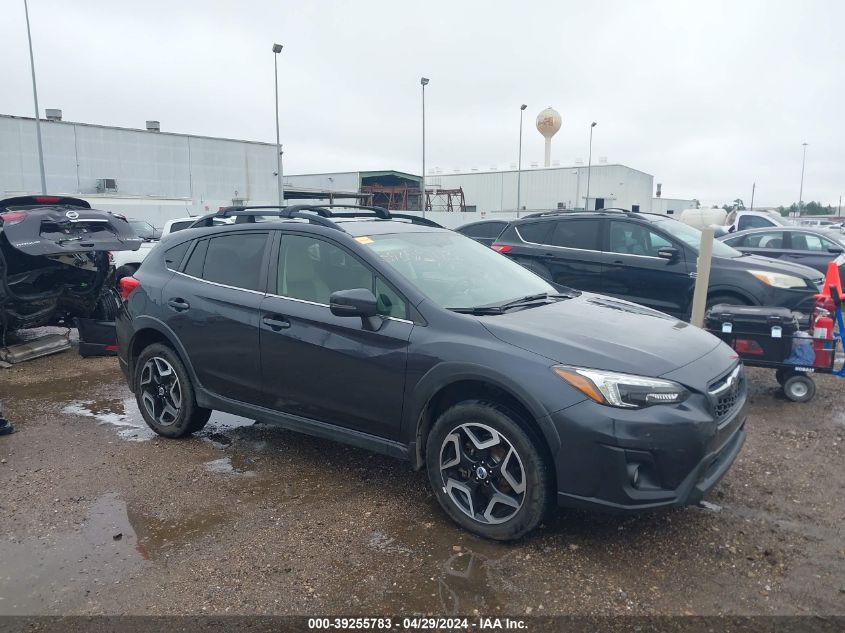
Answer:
169, 221, 194, 233
548, 219, 600, 250
164, 241, 190, 270
608, 221, 674, 257
466, 222, 506, 239
202, 233, 268, 291
278, 235, 373, 304
791, 233, 834, 252
183, 239, 208, 278
739, 215, 775, 230
515, 222, 552, 243
745, 231, 785, 249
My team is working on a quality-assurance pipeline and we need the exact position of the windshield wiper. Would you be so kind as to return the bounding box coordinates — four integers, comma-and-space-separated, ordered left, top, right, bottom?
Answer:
493, 291, 578, 310
448, 306, 504, 315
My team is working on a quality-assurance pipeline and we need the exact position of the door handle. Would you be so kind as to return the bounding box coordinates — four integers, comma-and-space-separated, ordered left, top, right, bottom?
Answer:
262, 315, 291, 331
167, 298, 190, 312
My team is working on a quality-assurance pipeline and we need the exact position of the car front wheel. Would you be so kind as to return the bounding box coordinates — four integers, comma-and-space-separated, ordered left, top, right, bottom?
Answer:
134, 343, 210, 438
426, 400, 552, 540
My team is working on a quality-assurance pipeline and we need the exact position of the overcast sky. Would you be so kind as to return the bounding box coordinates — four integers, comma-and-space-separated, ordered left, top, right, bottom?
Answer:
2, 0, 843, 207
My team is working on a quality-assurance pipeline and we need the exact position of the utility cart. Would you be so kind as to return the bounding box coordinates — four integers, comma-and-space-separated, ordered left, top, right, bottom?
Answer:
705, 301, 844, 402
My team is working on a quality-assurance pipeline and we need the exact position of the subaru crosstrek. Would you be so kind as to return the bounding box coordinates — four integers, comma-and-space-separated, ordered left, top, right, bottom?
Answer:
116, 205, 746, 540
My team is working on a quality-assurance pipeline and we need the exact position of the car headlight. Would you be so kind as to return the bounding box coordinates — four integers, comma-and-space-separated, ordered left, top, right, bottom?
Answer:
748, 270, 807, 289
552, 366, 689, 409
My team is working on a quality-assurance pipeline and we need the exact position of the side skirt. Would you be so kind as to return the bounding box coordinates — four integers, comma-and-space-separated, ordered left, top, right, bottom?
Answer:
196, 389, 411, 462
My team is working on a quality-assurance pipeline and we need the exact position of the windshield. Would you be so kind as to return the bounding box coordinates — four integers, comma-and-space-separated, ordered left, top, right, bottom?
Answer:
129, 220, 154, 235
651, 217, 743, 258
360, 231, 556, 310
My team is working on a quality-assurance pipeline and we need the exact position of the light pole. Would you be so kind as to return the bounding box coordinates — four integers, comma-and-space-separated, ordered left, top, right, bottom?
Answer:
272, 43, 284, 207
516, 104, 527, 216
23, 0, 46, 194
585, 122, 597, 210
798, 142, 808, 218
420, 77, 429, 216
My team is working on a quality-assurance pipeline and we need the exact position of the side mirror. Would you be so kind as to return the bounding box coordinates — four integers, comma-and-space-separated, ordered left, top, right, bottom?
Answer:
827, 246, 844, 254
330, 288, 383, 330
657, 247, 680, 262
330, 288, 379, 317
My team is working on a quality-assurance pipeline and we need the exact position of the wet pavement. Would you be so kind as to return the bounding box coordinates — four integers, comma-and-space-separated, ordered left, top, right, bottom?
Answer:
0, 348, 843, 616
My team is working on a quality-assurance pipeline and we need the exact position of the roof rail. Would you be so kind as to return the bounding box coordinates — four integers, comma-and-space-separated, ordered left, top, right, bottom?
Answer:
187, 204, 443, 232
522, 208, 630, 219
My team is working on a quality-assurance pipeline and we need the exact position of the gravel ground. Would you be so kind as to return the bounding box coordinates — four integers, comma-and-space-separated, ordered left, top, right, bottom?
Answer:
0, 344, 843, 617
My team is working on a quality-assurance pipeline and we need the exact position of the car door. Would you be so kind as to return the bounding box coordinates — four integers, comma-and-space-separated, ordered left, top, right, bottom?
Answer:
732, 230, 790, 260
784, 231, 844, 273
532, 218, 605, 292
602, 219, 693, 317
163, 231, 270, 404
259, 231, 413, 440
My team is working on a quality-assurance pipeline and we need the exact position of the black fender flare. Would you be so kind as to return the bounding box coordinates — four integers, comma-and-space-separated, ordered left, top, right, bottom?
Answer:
126, 316, 204, 392
403, 361, 562, 468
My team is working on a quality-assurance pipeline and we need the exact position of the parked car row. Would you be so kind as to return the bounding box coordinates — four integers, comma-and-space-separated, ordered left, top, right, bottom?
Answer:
458, 210, 824, 320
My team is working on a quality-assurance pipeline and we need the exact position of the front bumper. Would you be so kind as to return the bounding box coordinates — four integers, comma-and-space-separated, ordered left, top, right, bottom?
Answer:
549, 378, 747, 513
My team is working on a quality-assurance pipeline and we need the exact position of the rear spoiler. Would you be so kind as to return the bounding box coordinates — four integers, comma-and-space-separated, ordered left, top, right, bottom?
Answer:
0, 195, 92, 209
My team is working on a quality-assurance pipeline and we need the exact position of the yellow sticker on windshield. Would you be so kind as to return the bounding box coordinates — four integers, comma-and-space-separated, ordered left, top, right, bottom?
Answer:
355, 236, 374, 244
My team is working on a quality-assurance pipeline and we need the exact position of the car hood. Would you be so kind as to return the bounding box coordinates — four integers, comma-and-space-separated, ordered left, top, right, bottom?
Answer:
479, 293, 722, 377
1, 206, 142, 256
728, 254, 822, 280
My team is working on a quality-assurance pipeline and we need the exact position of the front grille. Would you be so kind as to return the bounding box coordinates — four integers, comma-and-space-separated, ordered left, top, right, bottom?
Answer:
708, 365, 745, 420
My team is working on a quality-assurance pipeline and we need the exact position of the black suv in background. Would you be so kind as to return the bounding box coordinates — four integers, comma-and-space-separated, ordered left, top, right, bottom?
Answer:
491, 210, 823, 319
117, 205, 746, 540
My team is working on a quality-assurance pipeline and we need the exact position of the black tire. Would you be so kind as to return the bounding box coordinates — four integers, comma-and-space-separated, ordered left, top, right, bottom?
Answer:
92, 287, 121, 320
775, 368, 791, 386
115, 264, 139, 282
706, 293, 751, 312
425, 400, 552, 541
783, 374, 816, 402
134, 343, 211, 437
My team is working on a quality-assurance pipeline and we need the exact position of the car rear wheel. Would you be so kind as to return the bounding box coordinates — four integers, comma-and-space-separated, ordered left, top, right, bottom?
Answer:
425, 400, 551, 540
134, 343, 210, 437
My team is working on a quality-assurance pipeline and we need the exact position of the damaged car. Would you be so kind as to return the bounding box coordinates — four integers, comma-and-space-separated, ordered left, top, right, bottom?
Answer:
0, 195, 141, 339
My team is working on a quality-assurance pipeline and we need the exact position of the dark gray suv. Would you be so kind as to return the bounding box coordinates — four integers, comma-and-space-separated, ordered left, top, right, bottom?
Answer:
490, 210, 823, 320
116, 205, 746, 540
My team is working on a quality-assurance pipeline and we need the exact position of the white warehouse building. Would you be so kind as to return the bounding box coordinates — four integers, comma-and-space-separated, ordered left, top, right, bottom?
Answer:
1, 113, 695, 225
427, 164, 654, 214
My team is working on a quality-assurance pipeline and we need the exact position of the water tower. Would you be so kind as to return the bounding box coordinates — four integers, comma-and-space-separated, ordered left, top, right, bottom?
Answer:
536, 107, 562, 167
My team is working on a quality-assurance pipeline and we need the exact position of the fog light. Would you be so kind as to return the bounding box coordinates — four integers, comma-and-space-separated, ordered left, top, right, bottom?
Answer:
627, 463, 640, 489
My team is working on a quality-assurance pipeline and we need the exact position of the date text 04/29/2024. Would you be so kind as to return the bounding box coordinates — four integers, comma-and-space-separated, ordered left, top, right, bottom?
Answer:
307, 617, 527, 630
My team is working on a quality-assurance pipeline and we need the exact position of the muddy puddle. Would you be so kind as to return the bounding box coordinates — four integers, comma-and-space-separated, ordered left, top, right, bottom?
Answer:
0, 493, 144, 614
62, 396, 256, 444
356, 519, 515, 615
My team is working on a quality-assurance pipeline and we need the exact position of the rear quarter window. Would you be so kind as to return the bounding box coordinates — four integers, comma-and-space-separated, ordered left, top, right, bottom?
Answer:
514, 221, 552, 243
164, 241, 191, 270
460, 222, 506, 239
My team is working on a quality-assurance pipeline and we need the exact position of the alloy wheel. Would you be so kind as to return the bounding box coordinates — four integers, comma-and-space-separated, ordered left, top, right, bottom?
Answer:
139, 357, 182, 426
439, 422, 526, 524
